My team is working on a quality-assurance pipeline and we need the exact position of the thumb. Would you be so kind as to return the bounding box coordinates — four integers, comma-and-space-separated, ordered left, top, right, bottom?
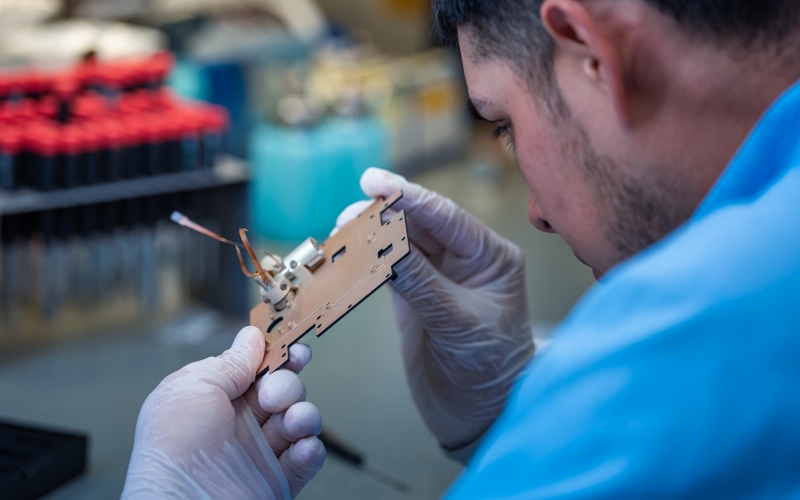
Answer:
361, 168, 500, 263
182, 326, 265, 400
390, 243, 462, 329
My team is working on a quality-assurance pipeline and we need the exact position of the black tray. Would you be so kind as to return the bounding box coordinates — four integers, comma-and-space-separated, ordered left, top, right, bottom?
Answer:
0, 420, 88, 500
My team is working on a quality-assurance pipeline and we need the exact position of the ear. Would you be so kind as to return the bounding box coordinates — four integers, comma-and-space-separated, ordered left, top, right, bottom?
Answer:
540, 0, 633, 127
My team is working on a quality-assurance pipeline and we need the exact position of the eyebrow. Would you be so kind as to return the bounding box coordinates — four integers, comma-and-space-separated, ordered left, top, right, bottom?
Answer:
467, 98, 490, 121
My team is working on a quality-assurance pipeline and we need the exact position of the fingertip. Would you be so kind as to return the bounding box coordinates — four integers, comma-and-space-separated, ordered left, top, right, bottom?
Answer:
281, 436, 326, 497
361, 167, 405, 198
284, 344, 312, 373
335, 200, 372, 230
258, 370, 307, 413
284, 401, 322, 437
291, 436, 326, 470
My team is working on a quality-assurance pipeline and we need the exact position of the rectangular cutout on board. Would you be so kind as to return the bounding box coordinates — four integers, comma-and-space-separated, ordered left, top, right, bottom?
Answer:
378, 244, 393, 259
332, 246, 347, 263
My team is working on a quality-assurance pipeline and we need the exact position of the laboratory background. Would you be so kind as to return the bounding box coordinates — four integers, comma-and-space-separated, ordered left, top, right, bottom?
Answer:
0, 1, 595, 498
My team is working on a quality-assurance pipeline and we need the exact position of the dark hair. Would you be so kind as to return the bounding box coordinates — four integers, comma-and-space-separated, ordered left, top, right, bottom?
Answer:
433, 0, 558, 104
433, 0, 800, 106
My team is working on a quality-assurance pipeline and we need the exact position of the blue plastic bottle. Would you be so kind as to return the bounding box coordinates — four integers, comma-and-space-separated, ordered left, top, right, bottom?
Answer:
323, 93, 390, 203
249, 97, 343, 242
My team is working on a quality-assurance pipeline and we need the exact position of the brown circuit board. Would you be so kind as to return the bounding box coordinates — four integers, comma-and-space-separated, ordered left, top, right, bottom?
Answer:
252, 190, 410, 377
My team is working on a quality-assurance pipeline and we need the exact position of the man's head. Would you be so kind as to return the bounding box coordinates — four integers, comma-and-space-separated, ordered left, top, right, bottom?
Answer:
434, 0, 800, 278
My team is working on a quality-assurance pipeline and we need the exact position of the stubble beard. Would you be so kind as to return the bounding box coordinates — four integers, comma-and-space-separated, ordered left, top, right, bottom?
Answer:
564, 118, 695, 268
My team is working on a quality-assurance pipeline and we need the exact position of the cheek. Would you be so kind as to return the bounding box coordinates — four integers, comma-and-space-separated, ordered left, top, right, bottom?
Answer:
515, 125, 572, 224
515, 122, 612, 267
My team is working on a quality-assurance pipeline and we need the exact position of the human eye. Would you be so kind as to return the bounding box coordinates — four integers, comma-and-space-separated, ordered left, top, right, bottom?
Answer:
491, 123, 515, 155
491, 124, 510, 140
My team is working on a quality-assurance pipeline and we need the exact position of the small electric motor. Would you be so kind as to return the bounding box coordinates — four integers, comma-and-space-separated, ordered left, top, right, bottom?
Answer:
255, 238, 325, 311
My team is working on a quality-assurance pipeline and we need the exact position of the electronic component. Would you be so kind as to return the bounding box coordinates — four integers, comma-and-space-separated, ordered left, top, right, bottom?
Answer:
173, 189, 410, 377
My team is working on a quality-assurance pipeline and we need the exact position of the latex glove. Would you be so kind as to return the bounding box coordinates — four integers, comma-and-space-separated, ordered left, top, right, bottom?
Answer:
334, 168, 534, 462
122, 327, 325, 499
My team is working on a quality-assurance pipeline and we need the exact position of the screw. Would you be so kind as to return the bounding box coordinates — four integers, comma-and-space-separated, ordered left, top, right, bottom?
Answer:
290, 260, 298, 269
288, 321, 295, 328
325, 301, 332, 309
280, 281, 288, 290
370, 264, 377, 273
367, 233, 375, 243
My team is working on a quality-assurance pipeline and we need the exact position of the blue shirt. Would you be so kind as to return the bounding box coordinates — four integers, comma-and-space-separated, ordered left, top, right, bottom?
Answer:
447, 81, 800, 499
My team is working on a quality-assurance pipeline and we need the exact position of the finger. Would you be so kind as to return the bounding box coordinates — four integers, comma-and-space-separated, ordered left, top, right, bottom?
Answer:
283, 343, 312, 374
243, 383, 271, 426
262, 401, 322, 455
404, 223, 445, 265
170, 326, 264, 401
360, 168, 498, 261
247, 345, 311, 426
330, 200, 373, 237
257, 369, 307, 414
389, 242, 462, 327
279, 436, 326, 498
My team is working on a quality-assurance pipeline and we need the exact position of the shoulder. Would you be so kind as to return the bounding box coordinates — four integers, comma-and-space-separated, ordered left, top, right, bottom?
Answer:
448, 166, 800, 499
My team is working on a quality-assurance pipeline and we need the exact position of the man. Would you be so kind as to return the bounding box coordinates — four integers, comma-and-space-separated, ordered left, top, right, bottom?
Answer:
123, 0, 800, 497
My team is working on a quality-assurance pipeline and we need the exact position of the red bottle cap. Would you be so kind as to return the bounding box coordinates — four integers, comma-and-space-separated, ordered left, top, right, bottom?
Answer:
159, 112, 179, 141
120, 119, 139, 146
62, 124, 85, 154
76, 60, 100, 89
0, 128, 23, 154
93, 119, 123, 148
29, 124, 61, 157
175, 108, 202, 137
82, 122, 105, 151
151, 88, 178, 111
131, 58, 153, 89
127, 117, 146, 144
52, 74, 81, 100
3, 73, 25, 95
0, 74, 10, 98
118, 90, 150, 116
120, 62, 140, 89
16, 99, 39, 123
73, 92, 107, 120
37, 95, 58, 119
143, 115, 166, 143
0, 103, 14, 124
98, 63, 127, 89
14, 71, 43, 96
202, 105, 229, 133
147, 51, 174, 82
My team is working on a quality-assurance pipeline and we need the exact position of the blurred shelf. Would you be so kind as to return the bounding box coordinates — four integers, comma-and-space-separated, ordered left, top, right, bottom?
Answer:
0, 156, 250, 217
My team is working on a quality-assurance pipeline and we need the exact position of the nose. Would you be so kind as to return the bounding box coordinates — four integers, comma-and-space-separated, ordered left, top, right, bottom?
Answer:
528, 194, 556, 233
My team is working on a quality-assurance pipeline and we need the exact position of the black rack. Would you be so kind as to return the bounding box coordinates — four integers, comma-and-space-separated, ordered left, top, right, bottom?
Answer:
0, 156, 249, 217
0, 157, 253, 316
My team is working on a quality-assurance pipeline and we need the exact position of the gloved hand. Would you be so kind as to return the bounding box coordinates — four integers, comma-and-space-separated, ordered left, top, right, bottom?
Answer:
334, 168, 535, 462
122, 327, 325, 499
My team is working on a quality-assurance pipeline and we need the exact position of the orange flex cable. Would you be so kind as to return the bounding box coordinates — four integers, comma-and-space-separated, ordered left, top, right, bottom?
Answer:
239, 229, 269, 282
171, 211, 277, 278
235, 246, 256, 277
170, 212, 243, 248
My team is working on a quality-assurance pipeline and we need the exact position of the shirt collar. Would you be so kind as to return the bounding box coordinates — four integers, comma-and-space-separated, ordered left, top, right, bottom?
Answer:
694, 79, 800, 220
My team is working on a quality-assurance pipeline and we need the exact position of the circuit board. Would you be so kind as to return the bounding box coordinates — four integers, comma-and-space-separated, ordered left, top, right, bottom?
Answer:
252, 190, 410, 376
